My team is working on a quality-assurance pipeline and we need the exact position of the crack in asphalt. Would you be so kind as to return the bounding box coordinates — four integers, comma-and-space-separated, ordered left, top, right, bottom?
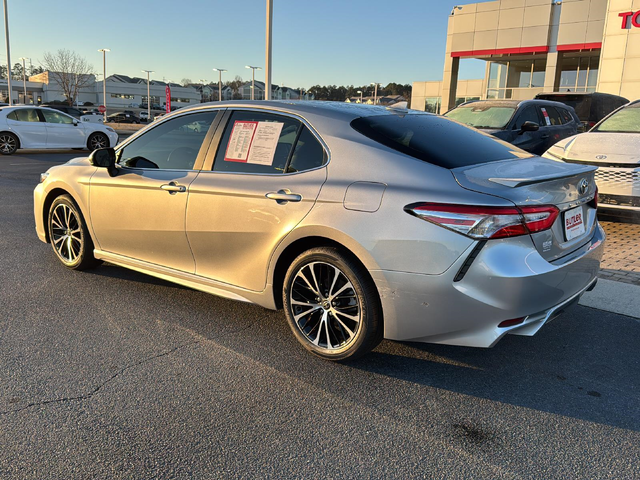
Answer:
0, 341, 199, 416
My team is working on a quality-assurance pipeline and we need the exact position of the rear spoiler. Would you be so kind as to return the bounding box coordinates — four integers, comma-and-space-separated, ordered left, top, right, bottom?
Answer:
489, 164, 597, 188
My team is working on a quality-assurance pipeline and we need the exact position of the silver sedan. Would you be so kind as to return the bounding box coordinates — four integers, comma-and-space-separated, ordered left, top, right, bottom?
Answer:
34, 101, 604, 360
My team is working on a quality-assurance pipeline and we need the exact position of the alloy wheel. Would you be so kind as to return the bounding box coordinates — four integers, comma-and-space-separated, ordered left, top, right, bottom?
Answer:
289, 261, 361, 350
0, 134, 17, 154
50, 203, 83, 264
90, 134, 108, 150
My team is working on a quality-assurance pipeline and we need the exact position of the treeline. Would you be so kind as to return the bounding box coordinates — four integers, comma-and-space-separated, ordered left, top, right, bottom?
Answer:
307, 82, 412, 101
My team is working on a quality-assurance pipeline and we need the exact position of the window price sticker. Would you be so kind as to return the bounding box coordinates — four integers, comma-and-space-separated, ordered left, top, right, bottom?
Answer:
224, 120, 284, 165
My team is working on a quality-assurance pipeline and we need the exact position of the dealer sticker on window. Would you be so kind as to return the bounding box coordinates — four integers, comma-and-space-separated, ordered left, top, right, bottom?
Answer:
224, 120, 284, 165
564, 206, 585, 241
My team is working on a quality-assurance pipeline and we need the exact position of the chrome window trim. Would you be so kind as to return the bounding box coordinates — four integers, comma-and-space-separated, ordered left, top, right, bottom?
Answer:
206, 106, 331, 177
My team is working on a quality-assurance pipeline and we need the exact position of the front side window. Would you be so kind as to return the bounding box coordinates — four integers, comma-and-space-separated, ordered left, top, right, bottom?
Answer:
213, 111, 301, 174
513, 106, 539, 130
118, 111, 216, 170
42, 110, 74, 124
8, 109, 41, 122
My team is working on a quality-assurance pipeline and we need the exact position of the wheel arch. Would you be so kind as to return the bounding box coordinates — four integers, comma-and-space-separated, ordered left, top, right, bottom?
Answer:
270, 234, 381, 310
41, 187, 96, 246
0, 130, 22, 149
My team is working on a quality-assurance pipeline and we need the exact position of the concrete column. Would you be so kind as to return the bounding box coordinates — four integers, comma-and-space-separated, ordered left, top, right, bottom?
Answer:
441, 56, 460, 112
543, 51, 563, 92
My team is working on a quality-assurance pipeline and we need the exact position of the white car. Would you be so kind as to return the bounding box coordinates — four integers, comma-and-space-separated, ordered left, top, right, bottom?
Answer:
139, 111, 149, 122
0, 106, 118, 155
543, 99, 640, 221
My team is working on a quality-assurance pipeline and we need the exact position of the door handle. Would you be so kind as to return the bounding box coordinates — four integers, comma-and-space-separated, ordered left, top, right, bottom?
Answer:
160, 182, 186, 193
265, 189, 302, 204
541, 134, 550, 139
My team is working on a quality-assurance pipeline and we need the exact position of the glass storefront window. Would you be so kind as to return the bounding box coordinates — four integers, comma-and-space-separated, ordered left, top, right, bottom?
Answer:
424, 97, 441, 114
487, 59, 546, 98
559, 55, 599, 92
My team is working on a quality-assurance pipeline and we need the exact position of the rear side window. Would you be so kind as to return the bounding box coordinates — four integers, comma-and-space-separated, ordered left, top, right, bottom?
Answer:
539, 106, 562, 126
558, 108, 573, 124
286, 126, 327, 173
351, 114, 532, 169
213, 111, 301, 174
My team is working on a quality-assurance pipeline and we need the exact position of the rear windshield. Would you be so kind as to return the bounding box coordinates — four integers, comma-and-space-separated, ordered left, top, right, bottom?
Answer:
537, 94, 591, 120
593, 103, 640, 133
444, 104, 515, 129
351, 114, 533, 169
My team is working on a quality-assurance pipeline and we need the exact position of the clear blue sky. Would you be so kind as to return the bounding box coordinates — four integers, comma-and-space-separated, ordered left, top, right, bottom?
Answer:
3, 0, 487, 87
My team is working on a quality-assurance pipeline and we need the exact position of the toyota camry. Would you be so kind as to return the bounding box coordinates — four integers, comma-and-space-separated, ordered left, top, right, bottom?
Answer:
34, 101, 604, 360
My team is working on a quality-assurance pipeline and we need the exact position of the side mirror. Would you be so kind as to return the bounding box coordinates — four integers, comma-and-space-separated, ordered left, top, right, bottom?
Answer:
73, 119, 79, 126
89, 147, 117, 177
519, 121, 539, 135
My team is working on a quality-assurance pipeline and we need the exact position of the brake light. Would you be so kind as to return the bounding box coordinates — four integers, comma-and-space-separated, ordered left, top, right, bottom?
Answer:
405, 203, 559, 239
592, 187, 598, 209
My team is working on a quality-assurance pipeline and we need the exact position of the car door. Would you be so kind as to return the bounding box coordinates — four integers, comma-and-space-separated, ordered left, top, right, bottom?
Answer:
5, 108, 48, 147
536, 105, 566, 154
89, 110, 221, 273
186, 109, 328, 291
40, 109, 86, 148
508, 105, 543, 153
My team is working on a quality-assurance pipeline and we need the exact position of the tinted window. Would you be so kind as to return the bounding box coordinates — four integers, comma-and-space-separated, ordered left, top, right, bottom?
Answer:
213, 111, 301, 174
513, 106, 539, 130
118, 111, 216, 170
42, 110, 74, 124
558, 107, 573, 124
351, 114, 533, 169
8, 109, 41, 122
287, 126, 327, 173
539, 106, 562, 126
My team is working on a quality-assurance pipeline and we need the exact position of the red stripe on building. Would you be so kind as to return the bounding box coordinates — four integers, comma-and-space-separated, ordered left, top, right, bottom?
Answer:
556, 42, 602, 52
451, 46, 549, 57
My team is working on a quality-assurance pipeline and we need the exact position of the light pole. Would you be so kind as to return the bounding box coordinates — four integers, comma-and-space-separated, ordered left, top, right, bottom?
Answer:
18, 56, 28, 104
213, 68, 226, 102
98, 48, 110, 121
357, 90, 363, 103
371, 82, 381, 105
3, 0, 13, 105
245, 65, 261, 100
265, 0, 273, 100
142, 70, 153, 122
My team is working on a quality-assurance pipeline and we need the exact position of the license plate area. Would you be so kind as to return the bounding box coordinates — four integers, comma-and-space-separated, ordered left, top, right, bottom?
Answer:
563, 206, 585, 241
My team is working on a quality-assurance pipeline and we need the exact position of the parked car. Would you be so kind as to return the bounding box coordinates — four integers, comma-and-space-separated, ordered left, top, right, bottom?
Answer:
139, 111, 150, 122
41, 104, 86, 119
444, 99, 580, 155
106, 112, 140, 124
543, 99, 640, 223
535, 92, 628, 131
0, 105, 118, 154
33, 101, 603, 361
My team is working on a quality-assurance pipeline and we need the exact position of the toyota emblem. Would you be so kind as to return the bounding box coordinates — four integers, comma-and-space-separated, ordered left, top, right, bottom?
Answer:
595, 155, 607, 160
578, 178, 589, 195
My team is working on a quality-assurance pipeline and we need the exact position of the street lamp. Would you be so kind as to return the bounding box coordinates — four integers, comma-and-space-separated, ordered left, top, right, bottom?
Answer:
213, 68, 226, 102
98, 48, 110, 121
357, 90, 363, 103
265, 0, 273, 100
3, 0, 13, 105
371, 82, 381, 105
245, 65, 261, 100
18, 56, 28, 104
142, 70, 153, 122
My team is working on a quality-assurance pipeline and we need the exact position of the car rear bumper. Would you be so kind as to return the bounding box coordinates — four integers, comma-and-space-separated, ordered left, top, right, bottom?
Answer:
371, 223, 605, 347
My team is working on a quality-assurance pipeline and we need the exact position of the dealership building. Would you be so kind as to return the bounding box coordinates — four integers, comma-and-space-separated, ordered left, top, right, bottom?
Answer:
412, 0, 640, 112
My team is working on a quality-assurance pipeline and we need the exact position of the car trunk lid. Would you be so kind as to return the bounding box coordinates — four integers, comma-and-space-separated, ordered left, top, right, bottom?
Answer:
451, 157, 598, 262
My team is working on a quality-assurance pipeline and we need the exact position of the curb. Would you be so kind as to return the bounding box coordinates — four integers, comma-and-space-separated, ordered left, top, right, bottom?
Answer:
579, 278, 640, 319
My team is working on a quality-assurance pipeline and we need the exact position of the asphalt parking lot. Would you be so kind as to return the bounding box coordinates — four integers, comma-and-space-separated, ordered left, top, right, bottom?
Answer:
1, 151, 639, 479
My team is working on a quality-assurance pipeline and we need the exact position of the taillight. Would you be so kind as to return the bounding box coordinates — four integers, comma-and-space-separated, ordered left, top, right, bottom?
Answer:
405, 203, 559, 239
591, 187, 598, 209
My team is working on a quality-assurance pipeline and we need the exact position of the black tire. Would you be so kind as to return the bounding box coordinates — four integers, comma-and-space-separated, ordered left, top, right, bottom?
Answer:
87, 132, 109, 151
48, 194, 101, 270
0, 132, 19, 155
283, 247, 383, 361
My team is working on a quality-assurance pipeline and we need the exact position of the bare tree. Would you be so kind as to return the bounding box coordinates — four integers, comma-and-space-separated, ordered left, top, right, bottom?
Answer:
41, 49, 94, 105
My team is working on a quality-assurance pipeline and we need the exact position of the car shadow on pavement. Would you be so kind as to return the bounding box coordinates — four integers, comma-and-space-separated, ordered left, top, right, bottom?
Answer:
86, 263, 193, 291
342, 306, 640, 432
